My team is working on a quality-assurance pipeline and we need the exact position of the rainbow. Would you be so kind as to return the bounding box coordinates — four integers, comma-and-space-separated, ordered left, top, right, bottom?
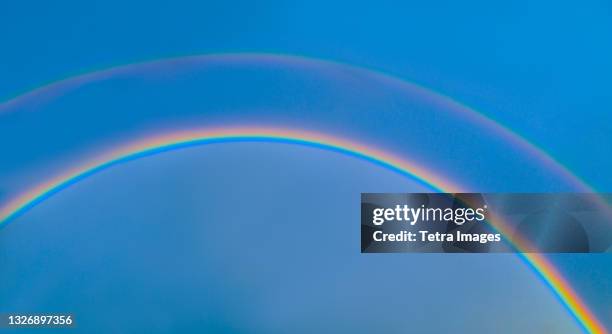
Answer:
0, 127, 607, 334
0, 52, 599, 192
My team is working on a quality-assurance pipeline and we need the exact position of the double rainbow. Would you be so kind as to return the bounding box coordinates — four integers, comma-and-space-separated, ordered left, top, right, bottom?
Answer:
0, 53, 600, 192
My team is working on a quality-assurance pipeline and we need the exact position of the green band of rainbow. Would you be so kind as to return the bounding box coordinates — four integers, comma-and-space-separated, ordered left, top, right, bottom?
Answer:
0, 127, 607, 334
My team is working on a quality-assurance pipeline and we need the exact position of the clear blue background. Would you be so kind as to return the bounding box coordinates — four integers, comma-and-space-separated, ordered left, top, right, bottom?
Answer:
0, 1, 611, 332
1, 0, 611, 189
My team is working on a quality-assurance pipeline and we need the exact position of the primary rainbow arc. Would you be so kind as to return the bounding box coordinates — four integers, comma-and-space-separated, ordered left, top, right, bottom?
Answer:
0, 127, 606, 334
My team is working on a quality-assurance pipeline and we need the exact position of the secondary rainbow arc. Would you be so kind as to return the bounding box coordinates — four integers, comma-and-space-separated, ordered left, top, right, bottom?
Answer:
0, 52, 599, 193
0, 127, 606, 334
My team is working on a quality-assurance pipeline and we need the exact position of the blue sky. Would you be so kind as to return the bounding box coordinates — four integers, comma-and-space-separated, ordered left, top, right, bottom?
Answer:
1, 1, 611, 189
0, 144, 583, 333
0, 1, 610, 332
